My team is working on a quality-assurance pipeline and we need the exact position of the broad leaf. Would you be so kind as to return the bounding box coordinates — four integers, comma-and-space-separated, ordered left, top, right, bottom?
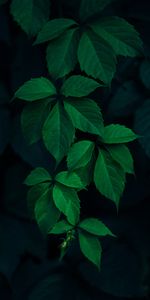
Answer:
53, 184, 80, 225
10, 0, 50, 36
34, 18, 77, 44
78, 231, 102, 269
67, 140, 95, 171
94, 149, 125, 208
103, 124, 137, 144
90, 17, 143, 57
15, 77, 56, 101
106, 144, 134, 174
61, 75, 100, 97
35, 187, 60, 234
79, 0, 115, 22
79, 218, 115, 237
21, 100, 51, 144
75, 152, 96, 187
140, 59, 150, 90
50, 220, 73, 234
24, 167, 52, 186
55, 171, 85, 189
134, 99, 150, 158
46, 28, 79, 79
78, 31, 116, 84
64, 98, 104, 136
42, 103, 75, 163
27, 182, 50, 218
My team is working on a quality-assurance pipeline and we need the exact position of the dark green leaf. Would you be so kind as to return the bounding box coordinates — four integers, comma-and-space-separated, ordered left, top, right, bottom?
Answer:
79, 0, 115, 22
90, 17, 143, 57
10, 0, 50, 36
78, 31, 116, 84
42, 103, 75, 163
94, 149, 125, 209
53, 184, 80, 225
50, 220, 73, 234
79, 218, 115, 237
46, 28, 79, 79
64, 98, 104, 136
78, 231, 102, 269
140, 59, 150, 90
27, 182, 50, 218
103, 124, 137, 144
15, 77, 56, 101
55, 171, 85, 189
61, 75, 101, 97
24, 167, 52, 186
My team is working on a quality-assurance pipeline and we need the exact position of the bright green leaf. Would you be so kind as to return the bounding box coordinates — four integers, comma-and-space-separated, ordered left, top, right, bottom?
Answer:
50, 220, 73, 234
90, 17, 143, 57
34, 18, 77, 44
42, 103, 75, 163
79, 218, 115, 237
103, 124, 138, 144
78, 31, 116, 84
64, 98, 104, 136
53, 184, 80, 225
67, 140, 95, 171
55, 171, 85, 189
61, 75, 101, 97
106, 144, 134, 174
15, 77, 56, 101
46, 28, 79, 79
10, 0, 50, 36
94, 149, 125, 209
24, 167, 52, 186
78, 231, 102, 269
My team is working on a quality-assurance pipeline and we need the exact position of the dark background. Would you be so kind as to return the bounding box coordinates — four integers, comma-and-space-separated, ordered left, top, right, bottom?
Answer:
0, 0, 150, 299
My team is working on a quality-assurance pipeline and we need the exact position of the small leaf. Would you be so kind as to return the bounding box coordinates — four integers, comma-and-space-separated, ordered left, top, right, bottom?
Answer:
79, 0, 115, 22
78, 31, 116, 84
15, 77, 56, 101
64, 98, 104, 136
42, 103, 75, 163
90, 17, 143, 57
35, 187, 61, 234
10, 0, 50, 36
24, 167, 52, 186
50, 220, 73, 234
140, 59, 150, 90
27, 183, 50, 218
67, 140, 95, 171
46, 28, 79, 79
79, 218, 115, 237
21, 100, 51, 144
94, 149, 125, 209
106, 144, 134, 174
75, 152, 96, 187
55, 171, 85, 189
53, 184, 80, 225
78, 231, 102, 269
34, 18, 77, 44
103, 124, 137, 144
61, 75, 101, 97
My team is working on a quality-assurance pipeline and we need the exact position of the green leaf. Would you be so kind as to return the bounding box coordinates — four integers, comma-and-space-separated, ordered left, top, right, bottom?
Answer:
42, 103, 75, 163
53, 184, 80, 225
78, 231, 102, 269
64, 98, 104, 136
134, 99, 150, 158
46, 28, 79, 79
61, 75, 101, 97
15, 77, 56, 101
79, 0, 115, 22
50, 220, 73, 234
79, 218, 115, 237
35, 187, 61, 234
94, 149, 125, 209
55, 171, 85, 189
90, 17, 143, 57
24, 167, 52, 186
27, 183, 50, 218
34, 18, 77, 44
103, 124, 137, 144
78, 31, 116, 84
67, 140, 95, 171
75, 152, 96, 187
21, 100, 51, 144
10, 0, 50, 36
140, 59, 150, 90
106, 144, 134, 174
